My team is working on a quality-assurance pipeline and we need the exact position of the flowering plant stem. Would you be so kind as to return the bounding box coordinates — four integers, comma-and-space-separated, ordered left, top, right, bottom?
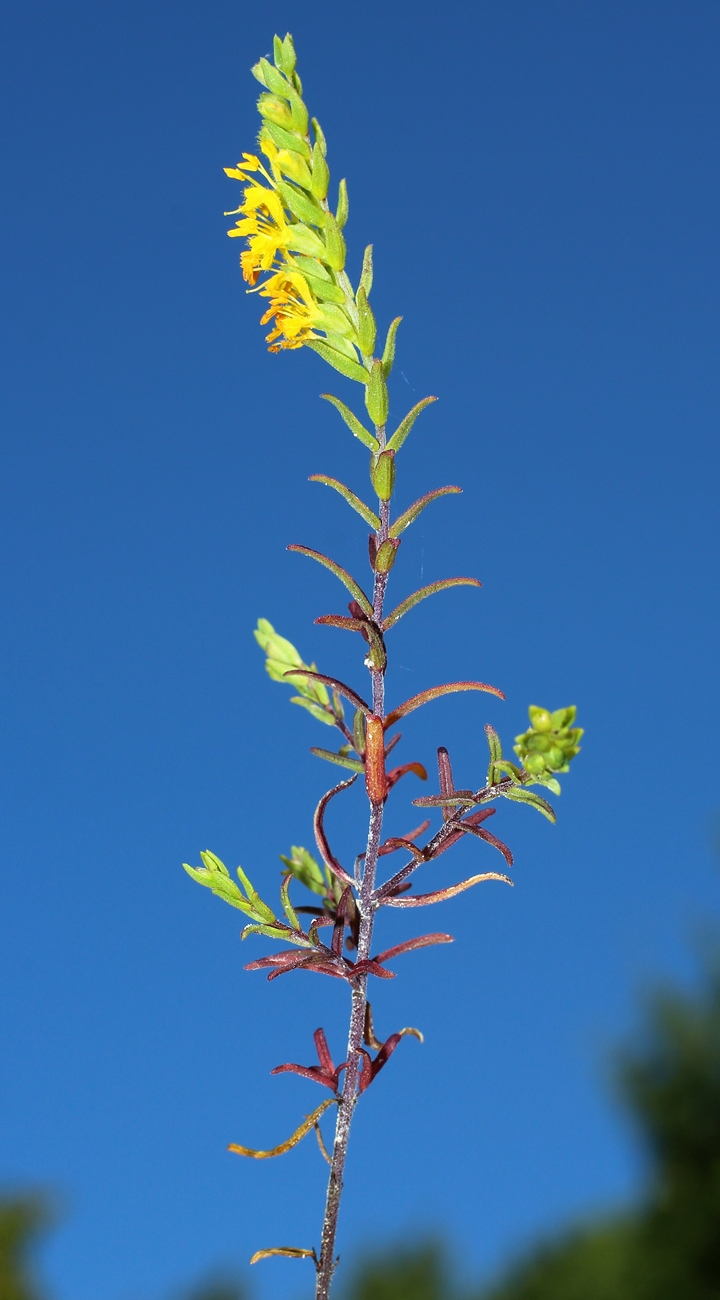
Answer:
182, 31, 583, 1299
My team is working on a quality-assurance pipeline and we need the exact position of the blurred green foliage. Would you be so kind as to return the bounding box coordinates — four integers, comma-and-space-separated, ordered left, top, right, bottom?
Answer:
0, 1196, 48, 1300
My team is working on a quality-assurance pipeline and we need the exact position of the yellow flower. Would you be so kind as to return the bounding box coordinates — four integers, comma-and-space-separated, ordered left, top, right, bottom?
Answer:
226, 183, 291, 285
258, 269, 322, 351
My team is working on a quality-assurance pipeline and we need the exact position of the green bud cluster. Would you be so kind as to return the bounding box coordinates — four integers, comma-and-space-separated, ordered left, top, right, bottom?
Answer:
513, 706, 583, 779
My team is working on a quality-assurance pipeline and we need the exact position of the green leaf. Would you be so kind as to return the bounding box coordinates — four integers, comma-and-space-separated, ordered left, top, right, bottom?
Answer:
492, 759, 523, 784
279, 845, 326, 896
183, 860, 254, 914
386, 396, 438, 453
335, 177, 348, 228
280, 875, 300, 930
287, 545, 374, 617
277, 180, 324, 227
356, 286, 376, 358
308, 475, 380, 529
305, 339, 368, 383
320, 394, 379, 450
382, 577, 482, 630
310, 747, 365, 773
236, 862, 276, 923
241, 922, 295, 942
254, 618, 303, 667
311, 117, 327, 156
359, 244, 373, 297
259, 57, 291, 98
290, 695, 336, 726
381, 316, 402, 377
502, 786, 556, 823
389, 485, 462, 538
261, 118, 311, 159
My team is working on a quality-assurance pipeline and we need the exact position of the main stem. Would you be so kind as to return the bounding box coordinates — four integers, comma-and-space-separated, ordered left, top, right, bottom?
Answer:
315, 456, 390, 1300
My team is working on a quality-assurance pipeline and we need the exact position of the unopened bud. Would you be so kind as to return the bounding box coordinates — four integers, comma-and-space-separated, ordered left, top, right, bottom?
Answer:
529, 707, 552, 732
364, 715, 388, 803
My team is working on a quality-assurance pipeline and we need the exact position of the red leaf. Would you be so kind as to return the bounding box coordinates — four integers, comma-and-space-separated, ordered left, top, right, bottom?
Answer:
384, 681, 504, 730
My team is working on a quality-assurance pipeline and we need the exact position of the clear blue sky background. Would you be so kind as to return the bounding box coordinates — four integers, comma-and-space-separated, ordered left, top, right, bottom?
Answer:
1, 2, 719, 1298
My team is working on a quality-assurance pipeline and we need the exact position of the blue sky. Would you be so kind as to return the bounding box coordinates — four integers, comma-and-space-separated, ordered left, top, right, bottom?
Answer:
1, 2, 719, 1298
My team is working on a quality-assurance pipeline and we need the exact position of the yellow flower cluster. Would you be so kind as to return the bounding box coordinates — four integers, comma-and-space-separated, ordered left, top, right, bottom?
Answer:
223, 37, 362, 362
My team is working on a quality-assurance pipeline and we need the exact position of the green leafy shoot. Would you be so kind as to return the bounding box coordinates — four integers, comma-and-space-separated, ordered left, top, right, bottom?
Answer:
183, 851, 277, 921
279, 844, 327, 897
254, 618, 336, 726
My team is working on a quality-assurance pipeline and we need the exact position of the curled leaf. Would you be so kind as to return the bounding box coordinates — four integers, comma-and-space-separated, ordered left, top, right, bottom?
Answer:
229, 1098, 337, 1160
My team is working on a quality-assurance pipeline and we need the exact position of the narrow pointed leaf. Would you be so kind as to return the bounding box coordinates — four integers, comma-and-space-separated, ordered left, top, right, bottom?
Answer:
389, 486, 462, 538
229, 1099, 337, 1159
308, 475, 380, 529
306, 339, 368, 383
383, 872, 513, 907
280, 876, 300, 930
250, 1247, 317, 1266
386, 396, 437, 453
384, 681, 505, 730
382, 578, 482, 631
320, 394, 378, 450
314, 615, 365, 632
310, 747, 364, 773
236, 864, 276, 922
412, 792, 476, 808
287, 545, 374, 618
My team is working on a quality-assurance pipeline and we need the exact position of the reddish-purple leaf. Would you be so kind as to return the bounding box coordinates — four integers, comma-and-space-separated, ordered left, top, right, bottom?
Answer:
314, 777, 358, 888
388, 486, 463, 539
352, 958, 397, 979
358, 1033, 403, 1093
270, 1028, 347, 1092
412, 791, 476, 808
384, 681, 505, 730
